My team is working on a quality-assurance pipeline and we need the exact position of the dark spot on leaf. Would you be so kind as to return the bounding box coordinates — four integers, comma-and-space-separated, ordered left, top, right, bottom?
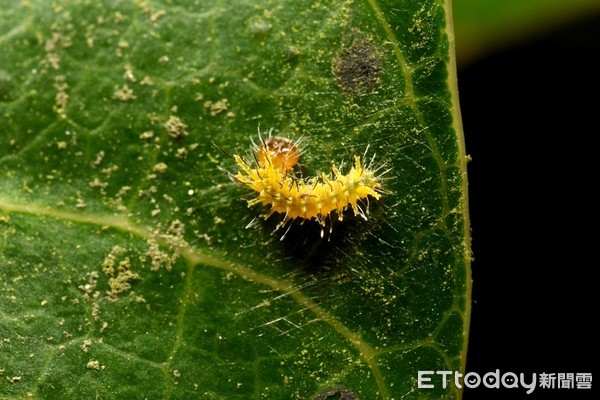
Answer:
0, 70, 13, 101
313, 387, 360, 400
332, 37, 382, 95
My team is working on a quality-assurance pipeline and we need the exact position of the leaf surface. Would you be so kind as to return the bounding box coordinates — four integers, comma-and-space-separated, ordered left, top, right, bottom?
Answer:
0, 0, 470, 398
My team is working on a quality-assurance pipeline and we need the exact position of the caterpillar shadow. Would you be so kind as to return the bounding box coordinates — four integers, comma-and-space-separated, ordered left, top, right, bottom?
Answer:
262, 203, 384, 279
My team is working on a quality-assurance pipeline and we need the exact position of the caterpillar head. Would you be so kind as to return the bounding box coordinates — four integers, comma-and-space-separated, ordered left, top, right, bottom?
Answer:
257, 136, 300, 172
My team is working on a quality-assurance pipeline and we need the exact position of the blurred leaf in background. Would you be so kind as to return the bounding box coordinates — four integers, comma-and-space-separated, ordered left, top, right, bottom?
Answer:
454, 0, 600, 65
456, 1, 599, 398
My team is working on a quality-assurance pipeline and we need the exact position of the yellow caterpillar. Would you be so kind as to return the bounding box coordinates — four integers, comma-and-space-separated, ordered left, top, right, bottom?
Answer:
233, 135, 383, 238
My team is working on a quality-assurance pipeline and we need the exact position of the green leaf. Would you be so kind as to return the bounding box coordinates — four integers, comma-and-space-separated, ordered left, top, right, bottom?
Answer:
0, 0, 470, 399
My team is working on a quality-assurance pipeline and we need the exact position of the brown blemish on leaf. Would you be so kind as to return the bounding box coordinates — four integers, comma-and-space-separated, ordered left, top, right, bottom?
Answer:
332, 36, 382, 96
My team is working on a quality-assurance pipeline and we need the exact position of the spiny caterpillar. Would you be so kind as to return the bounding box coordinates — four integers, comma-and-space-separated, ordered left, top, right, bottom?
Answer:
232, 132, 384, 239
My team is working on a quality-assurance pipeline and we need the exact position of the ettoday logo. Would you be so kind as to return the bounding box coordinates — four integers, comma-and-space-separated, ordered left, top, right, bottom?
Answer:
418, 370, 537, 394
418, 370, 593, 394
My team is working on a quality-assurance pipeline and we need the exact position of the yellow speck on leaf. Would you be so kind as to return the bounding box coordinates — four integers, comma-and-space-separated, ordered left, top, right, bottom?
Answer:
81, 339, 92, 353
86, 359, 104, 370
140, 75, 154, 85
140, 131, 154, 140
123, 64, 136, 82
150, 10, 167, 23
153, 162, 168, 174
164, 116, 188, 138
114, 84, 136, 101
204, 99, 229, 116
53, 75, 69, 118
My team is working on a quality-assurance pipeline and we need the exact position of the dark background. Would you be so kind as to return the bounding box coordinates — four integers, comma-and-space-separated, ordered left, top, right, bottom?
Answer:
459, 13, 597, 400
